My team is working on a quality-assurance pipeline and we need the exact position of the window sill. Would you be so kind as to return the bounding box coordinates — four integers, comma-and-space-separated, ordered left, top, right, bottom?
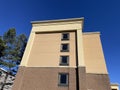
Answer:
60, 50, 69, 52
59, 64, 69, 66
58, 84, 68, 87
61, 39, 69, 41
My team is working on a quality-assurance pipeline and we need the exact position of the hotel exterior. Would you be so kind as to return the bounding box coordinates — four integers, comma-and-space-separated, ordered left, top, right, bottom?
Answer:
111, 84, 119, 90
12, 18, 114, 90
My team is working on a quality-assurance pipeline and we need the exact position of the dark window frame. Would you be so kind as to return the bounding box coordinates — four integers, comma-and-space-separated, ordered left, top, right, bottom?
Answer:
61, 33, 70, 40
60, 43, 69, 52
59, 56, 69, 66
58, 73, 69, 86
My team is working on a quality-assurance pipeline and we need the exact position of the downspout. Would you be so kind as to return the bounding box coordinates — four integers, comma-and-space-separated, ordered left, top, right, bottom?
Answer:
75, 31, 79, 90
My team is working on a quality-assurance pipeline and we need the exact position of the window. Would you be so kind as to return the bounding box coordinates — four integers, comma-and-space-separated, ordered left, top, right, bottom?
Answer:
58, 73, 69, 86
60, 56, 69, 65
61, 33, 69, 40
61, 44, 69, 52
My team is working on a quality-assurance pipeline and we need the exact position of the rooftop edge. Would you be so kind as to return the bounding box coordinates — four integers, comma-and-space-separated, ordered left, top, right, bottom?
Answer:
111, 83, 119, 86
83, 32, 100, 35
31, 17, 84, 24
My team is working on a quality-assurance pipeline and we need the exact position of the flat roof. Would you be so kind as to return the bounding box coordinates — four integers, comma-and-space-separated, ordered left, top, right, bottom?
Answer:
31, 17, 84, 24
83, 31, 100, 35
111, 83, 119, 86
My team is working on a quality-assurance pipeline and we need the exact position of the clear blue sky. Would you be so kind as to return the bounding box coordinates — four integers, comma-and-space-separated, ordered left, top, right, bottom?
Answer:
0, 0, 120, 85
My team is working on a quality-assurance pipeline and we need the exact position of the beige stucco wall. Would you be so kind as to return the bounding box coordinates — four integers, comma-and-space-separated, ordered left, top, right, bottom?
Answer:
83, 32, 108, 74
27, 32, 76, 67
20, 18, 85, 67
31, 18, 83, 32
20, 32, 35, 66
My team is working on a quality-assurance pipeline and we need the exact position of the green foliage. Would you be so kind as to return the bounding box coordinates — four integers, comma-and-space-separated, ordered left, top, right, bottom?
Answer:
0, 38, 6, 57
0, 28, 27, 90
0, 28, 27, 74
3, 28, 16, 44
0, 60, 15, 68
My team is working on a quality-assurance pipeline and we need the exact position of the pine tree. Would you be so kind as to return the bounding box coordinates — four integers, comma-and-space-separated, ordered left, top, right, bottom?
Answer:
0, 28, 27, 89
0, 37, 6, 65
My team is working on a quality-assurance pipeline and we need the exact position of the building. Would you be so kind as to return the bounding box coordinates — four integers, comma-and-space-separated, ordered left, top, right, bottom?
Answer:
111, 84, 119, 90
12, 18, 113, 90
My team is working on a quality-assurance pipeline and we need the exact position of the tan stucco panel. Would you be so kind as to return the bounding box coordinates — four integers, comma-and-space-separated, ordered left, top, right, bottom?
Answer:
20, 18, 84, 67
27, 32, 76, 67
31, 18, 83, 32
31, 22, 82, 33
83, 33, 108, 74
77, 30, 85, 66
20, 32, 35, 66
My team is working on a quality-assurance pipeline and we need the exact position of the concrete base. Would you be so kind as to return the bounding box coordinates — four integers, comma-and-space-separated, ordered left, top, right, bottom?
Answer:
12, 66, 111, 90
86, 73, 111, 90
12, 66, 77, 90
